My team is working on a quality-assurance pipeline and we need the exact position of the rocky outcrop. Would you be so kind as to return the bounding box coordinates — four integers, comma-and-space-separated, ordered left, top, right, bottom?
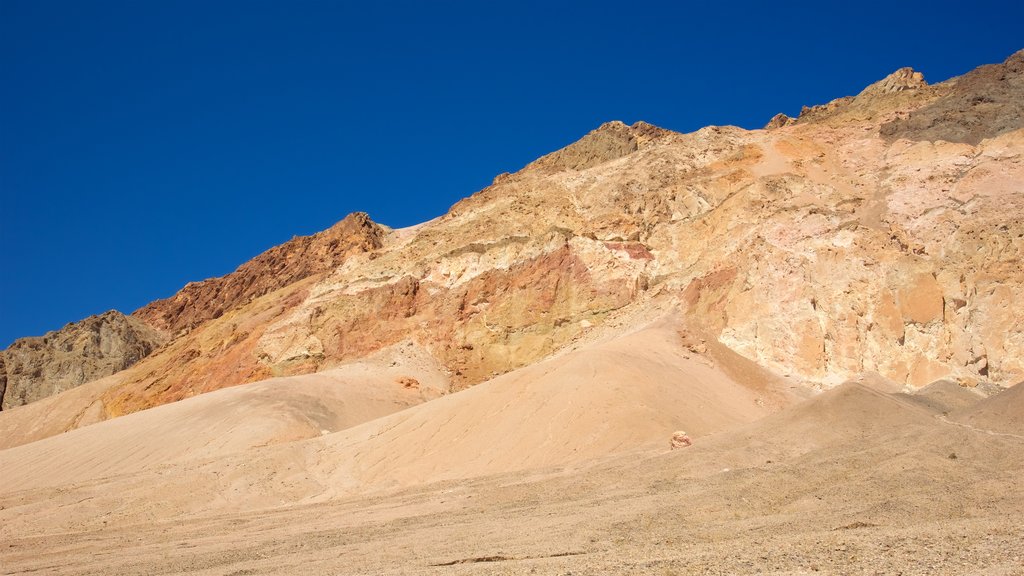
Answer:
133, 212, 384, 335
881, 49, 1024, 144
859, 67, 927, 96
526, 120, 671, 173
670, 431, 692, 449
764, 113, 794, 129
786, 67, 934, 127
0, 311, 167, 410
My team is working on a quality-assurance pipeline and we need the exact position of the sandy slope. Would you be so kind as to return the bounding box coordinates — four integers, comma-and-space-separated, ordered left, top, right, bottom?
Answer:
952, 381, 1024, 436
0, 319, 797, 533
1, 373, 1021, 575
2, 318, 1022, 575
0, 343, 448, 493
308, 318, 796, 494
0, 371, 119, 450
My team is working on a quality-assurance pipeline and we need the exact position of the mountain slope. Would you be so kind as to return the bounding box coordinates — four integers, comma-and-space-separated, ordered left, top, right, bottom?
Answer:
1, 49, 1023, 576
3, 50, 1022, 444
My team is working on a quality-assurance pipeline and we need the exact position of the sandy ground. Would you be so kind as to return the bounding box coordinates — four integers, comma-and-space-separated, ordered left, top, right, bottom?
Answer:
1, 321, 1022, 575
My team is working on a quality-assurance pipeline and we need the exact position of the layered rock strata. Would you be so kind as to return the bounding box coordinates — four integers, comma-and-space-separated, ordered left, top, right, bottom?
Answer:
5, 50, 1023, 420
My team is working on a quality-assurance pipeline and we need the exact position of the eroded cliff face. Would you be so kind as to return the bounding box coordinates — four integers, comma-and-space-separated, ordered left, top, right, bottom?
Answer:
8, 50, 1023, 419
242, 49, 1019, 391
0, 311, 167, 410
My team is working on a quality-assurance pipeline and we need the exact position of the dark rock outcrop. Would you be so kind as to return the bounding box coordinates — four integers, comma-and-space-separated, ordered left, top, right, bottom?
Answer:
0, 311, 167, 410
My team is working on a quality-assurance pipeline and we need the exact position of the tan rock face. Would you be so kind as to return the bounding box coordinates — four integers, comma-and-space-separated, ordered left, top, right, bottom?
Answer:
525, 120, 672, 173
860, 67, 927, 96
764, 113, 795, 130
7, 50, 1024, 422
0, 311, 167, 410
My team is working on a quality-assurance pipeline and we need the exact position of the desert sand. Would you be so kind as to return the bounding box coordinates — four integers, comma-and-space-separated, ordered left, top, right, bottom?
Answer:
2, 315, 1022, 575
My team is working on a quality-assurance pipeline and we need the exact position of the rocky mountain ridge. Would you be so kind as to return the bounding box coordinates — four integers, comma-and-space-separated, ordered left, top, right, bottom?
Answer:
2, 49, 1021, 426
0, 213, 384, 411
132, 211, 384, 335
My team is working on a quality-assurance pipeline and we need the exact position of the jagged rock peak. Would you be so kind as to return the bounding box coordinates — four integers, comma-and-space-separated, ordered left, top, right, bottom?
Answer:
594, 119, 629, 131
527, 120, 671, 173
592, 119, 670, 139
764, 113, 795, 129
788, 66, 930, 126
859, 67, 927, 97
0, 311, 167, 410
327, 211, 377, 232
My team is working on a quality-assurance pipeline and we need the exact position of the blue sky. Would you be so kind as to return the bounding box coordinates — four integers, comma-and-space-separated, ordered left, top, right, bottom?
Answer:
1, 0, 1022, 347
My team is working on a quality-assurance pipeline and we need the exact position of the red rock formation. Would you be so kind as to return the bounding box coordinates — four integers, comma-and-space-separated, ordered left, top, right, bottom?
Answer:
133, 212, 384, 335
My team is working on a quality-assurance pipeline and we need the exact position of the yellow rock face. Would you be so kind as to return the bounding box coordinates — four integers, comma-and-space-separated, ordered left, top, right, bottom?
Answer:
897, 272, 944, 326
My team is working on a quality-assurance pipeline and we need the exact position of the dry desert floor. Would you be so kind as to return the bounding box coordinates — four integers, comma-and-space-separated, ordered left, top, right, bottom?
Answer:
1, 321, 1022, 575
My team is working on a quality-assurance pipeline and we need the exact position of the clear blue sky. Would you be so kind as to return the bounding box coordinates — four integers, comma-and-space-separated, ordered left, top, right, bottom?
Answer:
1, 0, 1021, 347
